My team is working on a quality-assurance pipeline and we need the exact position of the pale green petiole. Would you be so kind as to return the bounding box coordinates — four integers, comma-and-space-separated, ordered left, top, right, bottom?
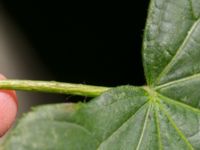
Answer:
0, 80, 111, 97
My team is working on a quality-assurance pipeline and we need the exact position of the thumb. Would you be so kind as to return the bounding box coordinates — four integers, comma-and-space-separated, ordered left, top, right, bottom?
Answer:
0, 74, 18, 137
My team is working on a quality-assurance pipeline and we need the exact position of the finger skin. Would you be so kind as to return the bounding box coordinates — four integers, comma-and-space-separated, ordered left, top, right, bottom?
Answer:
0, 74, 18, 137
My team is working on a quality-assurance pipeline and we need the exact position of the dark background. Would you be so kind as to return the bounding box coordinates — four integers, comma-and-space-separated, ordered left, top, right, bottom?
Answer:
1, 1, 150, 87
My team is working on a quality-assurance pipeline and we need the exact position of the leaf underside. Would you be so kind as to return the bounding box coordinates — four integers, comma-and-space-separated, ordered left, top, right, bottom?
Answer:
2, 0, 200, 149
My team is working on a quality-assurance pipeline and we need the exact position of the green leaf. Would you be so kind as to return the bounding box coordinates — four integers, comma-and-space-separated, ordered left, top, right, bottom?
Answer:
143, 0, 200, 108
2, 86, 200, 150
143, 0, 200, 86
1, 86, 150, 150
2, 0, 200, 149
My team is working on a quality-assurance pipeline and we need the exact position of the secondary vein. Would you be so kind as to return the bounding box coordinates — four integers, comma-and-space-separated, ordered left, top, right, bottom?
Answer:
154, 18, 200, 85
158, 103, 194, 150
136, 104, 152, 150
155, 73, 200, 90
97, 102, 149, 150
155, 105, 163, 150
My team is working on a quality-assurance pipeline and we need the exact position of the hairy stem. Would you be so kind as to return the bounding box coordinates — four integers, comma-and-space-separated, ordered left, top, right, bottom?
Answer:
0, 80, 111, 97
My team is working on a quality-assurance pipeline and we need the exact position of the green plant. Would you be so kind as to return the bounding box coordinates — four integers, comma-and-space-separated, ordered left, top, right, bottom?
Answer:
1, 0, 200, 149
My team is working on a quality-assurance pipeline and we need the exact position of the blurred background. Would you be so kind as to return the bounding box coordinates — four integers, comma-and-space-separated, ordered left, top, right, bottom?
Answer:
0, 1, 149, 118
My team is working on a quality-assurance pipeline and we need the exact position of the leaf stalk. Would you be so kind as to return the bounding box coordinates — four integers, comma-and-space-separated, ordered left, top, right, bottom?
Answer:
0, 80, 111, 97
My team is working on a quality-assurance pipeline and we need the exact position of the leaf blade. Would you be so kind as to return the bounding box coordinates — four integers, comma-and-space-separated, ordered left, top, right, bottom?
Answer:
2, 86, 200, 149
143, 0, 196, 85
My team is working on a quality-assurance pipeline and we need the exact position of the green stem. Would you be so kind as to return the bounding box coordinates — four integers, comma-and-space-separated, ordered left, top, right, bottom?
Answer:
0, 80, 111, 97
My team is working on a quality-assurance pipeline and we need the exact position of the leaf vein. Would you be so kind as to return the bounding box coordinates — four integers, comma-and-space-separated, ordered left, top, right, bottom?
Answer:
97, 102, 149, 150
157, 92, 200, 114
154, 18, 200, 85
155, 73, 200, 90
155, 105, 163, 150
158, 103, 194, 150
136, 104, 152, 150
